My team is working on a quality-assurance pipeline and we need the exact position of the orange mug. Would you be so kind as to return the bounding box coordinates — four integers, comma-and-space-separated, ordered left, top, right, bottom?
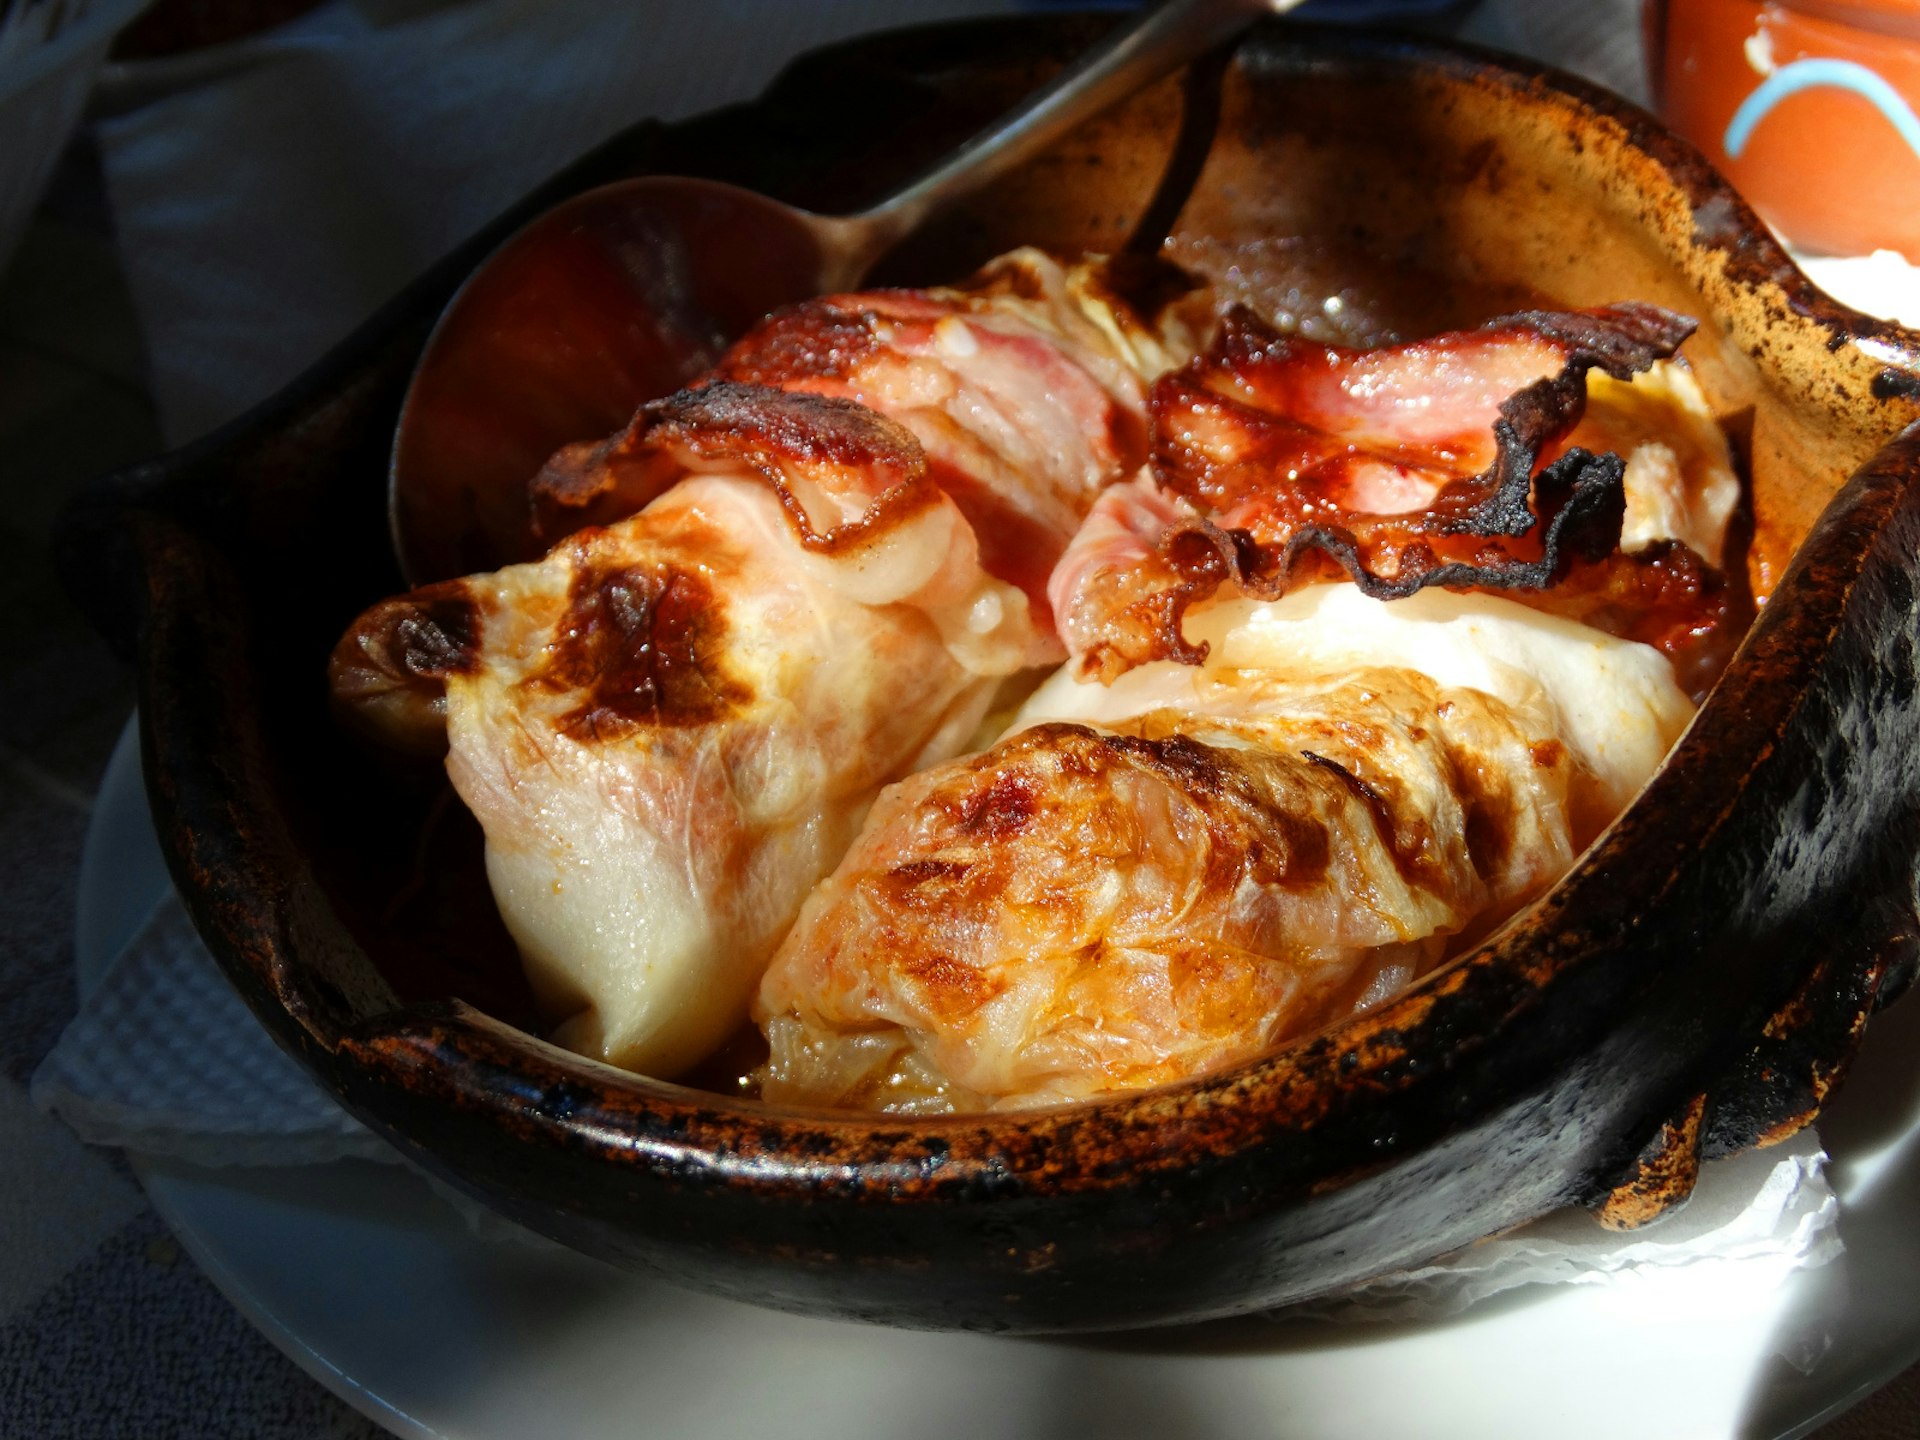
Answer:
1647, 0, 1920, 260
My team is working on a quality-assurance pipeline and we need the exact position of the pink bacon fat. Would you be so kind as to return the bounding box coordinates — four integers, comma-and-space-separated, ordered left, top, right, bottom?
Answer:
533, 248, 1204, 650
1053, 304, 1745, 696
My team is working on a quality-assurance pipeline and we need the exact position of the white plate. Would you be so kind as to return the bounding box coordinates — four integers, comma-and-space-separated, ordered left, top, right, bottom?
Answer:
79, 718, 1920, 1440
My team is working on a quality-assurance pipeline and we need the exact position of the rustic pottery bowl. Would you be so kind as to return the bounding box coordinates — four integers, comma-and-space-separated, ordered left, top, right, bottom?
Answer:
60, 16, 1920, 1332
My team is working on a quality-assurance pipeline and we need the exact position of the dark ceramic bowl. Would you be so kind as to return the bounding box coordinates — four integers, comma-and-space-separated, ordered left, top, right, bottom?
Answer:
61, 16, 1920, 1332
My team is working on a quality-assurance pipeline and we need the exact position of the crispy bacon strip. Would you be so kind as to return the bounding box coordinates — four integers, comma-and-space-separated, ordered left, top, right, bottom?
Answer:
536, 382, 945, 545
1056, 304, 1733, 681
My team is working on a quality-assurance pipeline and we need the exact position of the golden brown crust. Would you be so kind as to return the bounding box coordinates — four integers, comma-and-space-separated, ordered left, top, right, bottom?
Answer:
717, 297, 891, 387
532, 558, 752, 741
326, 580, 483, 756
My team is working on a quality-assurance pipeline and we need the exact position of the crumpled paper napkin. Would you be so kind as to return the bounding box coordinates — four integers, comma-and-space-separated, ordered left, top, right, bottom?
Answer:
33, 886, 1844, 1333
33, 896, 389, 1167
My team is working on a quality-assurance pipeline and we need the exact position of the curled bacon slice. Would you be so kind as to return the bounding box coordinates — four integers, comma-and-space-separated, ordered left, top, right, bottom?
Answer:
1057, 304, 1737, 685
534, 382, 941, 550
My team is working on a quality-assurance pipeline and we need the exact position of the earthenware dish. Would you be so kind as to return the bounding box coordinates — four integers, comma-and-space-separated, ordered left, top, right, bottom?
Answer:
59, 16, 1920, 1332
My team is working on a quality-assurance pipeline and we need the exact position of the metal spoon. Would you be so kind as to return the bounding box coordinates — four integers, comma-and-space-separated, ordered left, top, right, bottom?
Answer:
390, 0, 1295, 585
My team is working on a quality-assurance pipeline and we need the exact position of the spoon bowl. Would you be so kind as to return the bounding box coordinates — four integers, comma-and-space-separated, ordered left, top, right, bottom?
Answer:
388, 178, 842, 584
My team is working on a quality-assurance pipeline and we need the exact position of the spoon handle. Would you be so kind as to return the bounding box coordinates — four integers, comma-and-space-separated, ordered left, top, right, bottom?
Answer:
848, 0, 1289, 259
